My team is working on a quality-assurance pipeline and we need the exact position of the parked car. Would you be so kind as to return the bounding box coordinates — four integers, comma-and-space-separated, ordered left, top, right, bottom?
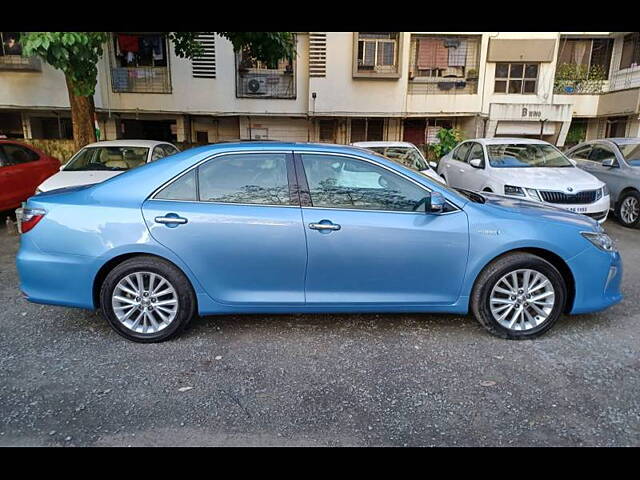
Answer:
16, 142, 622, 343
351, 141, 445, 184
437, 138, 610, 223
565, 138, 640, 228
36, 140, 180, 193
0, 140, 60, 212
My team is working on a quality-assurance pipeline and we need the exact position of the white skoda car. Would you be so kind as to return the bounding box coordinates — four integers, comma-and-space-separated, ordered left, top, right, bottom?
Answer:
437, 138, 610, 223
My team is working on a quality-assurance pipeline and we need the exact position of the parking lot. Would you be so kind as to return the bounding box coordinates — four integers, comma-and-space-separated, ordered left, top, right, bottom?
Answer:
0, 217, 638, 447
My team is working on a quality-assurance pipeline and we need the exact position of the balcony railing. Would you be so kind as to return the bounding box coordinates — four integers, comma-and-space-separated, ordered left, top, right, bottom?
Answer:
110, 66, 171, 94
0, 55, 41, 72
236, 69, 295, 99
408, 77, 478, 95
553, 63, 608, 95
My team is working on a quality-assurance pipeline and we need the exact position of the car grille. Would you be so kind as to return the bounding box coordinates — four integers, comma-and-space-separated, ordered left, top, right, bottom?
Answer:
539, 189, 598, 204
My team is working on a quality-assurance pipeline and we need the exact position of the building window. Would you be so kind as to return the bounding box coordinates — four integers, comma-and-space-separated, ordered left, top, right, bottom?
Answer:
494, 63, 538, 94
554, 38, 613, 94
109, 33, 171, 93
350, 118, 384, 142
236, 48, 296, 99
621, 33, 640, 70
353, 33, 401, 78
0, 32, 41, 71
408, 35, 481, 94
318, 120, 337, 143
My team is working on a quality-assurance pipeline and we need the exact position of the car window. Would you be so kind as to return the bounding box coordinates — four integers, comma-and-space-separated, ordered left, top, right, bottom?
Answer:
467, 143, 485, 165
569, 145, 593, 161
151, 146, 166, 162
162, 145, 179, 156
64, 146, 149, 171
366, 146, 428, 171
486, 143, 573, 168
155, 169, 197, 201
452, 143, 472, 163
589, 146, 617, 164
1, 144, 38, 165
301, 154, 427, 212
617, 142, 640, 166
198, 153, 290, 205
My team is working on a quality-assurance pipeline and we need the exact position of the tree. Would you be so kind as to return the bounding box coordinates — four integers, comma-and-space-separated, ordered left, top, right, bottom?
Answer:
21, 32, 296, 150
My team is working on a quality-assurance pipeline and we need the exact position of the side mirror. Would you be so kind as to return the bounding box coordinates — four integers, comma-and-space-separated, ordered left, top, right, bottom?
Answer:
427, 191, 445, 214
469, 158, 483, 168
602, 158, 616, 168
429, 161, 438, 169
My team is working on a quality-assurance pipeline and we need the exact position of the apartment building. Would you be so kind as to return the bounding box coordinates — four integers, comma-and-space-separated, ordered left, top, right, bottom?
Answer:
1, 31, 639, 154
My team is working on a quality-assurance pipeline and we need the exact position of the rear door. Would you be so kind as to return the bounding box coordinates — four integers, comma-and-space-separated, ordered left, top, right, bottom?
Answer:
296, 151, 469, 305
142, 151, 308, 305
0, 143, 40, 207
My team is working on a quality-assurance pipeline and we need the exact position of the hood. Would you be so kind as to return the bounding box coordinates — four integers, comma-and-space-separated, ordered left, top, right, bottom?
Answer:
479, 192, 599, 230
490, 166, 603, 192
37, 170, 124, 192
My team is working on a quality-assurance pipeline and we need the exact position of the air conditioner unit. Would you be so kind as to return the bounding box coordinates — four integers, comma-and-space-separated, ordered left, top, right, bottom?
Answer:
242, 74, 268, 95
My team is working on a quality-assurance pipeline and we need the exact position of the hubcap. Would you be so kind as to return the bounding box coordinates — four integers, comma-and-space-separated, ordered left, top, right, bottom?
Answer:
489, 269, 555, 331
111, 271, 178, 334
620, 197, 639, 225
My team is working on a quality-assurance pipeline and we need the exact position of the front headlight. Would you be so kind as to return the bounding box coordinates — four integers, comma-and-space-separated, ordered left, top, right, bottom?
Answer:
504, 185, 526, 197
581, 231, 615, 252
602, 184, 609, 197
525, 188, 542, 201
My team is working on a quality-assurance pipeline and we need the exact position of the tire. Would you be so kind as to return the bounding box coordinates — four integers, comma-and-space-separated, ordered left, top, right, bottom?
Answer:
471, 252, 566, 340
99, 256, 197, 343
615, 190, 640, 228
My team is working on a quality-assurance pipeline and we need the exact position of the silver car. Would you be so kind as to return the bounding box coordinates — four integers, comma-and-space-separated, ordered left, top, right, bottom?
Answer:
566, 138, 640, 228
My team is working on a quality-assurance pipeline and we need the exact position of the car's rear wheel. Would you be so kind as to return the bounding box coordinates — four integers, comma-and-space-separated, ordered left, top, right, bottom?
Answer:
615, 190, 640, 228
471, 252, 566, 339
99, 256, 196, 342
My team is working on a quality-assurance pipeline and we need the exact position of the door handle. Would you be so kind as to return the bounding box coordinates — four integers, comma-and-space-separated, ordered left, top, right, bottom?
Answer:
309, 222, 341, 231
459, 169, 465, 173
155, 215, 188, 225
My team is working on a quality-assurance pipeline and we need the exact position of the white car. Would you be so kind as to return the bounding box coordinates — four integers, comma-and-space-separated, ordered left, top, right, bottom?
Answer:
36, 140, 180, 193
437, 138, 610, 223
351, 141, 446, 184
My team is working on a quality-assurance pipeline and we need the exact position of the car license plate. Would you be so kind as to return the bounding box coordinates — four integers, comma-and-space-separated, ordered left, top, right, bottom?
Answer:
567, 207, 587, 213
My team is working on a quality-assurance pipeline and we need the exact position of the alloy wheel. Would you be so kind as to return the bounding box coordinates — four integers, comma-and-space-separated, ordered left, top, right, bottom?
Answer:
489, 269, 556, 331
620, 196, 639, 225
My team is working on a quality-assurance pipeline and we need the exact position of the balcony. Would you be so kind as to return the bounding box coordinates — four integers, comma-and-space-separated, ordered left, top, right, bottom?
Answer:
0, 55, 41, 72
110, 66, 171, 94
554, 64, 609, 95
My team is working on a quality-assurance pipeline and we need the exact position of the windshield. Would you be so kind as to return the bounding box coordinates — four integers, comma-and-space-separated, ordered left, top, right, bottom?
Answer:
366, 146, 429, 171
64, 146, 149, 171
487, 143, 573, 168
618, 143, 640, 166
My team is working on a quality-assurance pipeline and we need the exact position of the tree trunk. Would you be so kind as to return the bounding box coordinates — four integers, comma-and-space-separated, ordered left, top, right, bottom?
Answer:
65, 75, 96, 151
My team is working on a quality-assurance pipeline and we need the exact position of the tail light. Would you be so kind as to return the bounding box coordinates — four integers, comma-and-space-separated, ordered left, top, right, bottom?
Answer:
18, 207, 46, 234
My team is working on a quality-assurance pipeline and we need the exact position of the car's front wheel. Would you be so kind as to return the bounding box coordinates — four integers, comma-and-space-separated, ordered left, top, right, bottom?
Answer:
471, 252, 566, 339
99, 256, 196, 342
615, 190, 640, 228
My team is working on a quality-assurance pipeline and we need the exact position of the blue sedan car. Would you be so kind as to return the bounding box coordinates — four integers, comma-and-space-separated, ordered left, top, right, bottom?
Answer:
16, 142, 622, 342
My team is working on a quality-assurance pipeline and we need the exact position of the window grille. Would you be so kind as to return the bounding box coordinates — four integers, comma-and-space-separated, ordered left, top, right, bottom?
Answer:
408, 35, 481, 94
554, 37, 613, 94
356, 32, 399, 75
0, 32, 41, 71
192, 33, 216, 78
235, 48, 296, 99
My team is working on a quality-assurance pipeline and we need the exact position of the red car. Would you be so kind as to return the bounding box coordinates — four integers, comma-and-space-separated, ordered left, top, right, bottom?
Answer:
0, 140, 60, 212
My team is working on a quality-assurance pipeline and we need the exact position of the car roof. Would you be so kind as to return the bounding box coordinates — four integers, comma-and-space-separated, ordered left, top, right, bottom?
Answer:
80, 140, 173, 148
465, 138, 552, 146
351, 141, 418, 148
602, 137, 640, 145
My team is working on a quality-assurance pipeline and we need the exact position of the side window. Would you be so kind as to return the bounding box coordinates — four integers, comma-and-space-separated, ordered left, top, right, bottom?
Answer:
570, 145, 593, 161
301, 154, 427, 212
155, 169, 197, 201
452, 143, 472, 163
151, 146, 166, 161
590, 146, 617, 164
162, 145, 179, 156
198, 153, 290, 205
467, 143, 485, 165
1, 144, 38, 165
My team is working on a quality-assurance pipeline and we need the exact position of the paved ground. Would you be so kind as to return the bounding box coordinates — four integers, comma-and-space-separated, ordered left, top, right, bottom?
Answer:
0, 214, 638, 446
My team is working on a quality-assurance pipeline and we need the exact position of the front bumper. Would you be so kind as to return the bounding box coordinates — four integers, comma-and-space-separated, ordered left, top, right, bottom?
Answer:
567, 245, 622, 314
543, 195, 611, 224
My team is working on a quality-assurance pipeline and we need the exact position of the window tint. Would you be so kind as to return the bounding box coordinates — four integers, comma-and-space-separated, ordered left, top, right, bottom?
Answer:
453, 143, 471, 162
1, 144, 38, 165
301, 154, 426, 212
570, 145, 593, 161
589, 146, 616, 163
155, 169, 197, 201
198, 153, 290, 205
467, 143, 485, 164
162, 145, 179, 156
151, 146, 166, 161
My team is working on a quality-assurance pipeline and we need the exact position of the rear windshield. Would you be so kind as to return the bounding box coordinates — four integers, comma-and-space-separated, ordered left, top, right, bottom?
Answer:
366, 146, 429, 171
618, 143, 640, 166
486, 143, 573, 168
64, 146, 149, 171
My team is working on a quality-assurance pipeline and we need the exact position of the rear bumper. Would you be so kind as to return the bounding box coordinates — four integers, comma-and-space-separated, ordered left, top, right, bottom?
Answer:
567, 245, 622, 314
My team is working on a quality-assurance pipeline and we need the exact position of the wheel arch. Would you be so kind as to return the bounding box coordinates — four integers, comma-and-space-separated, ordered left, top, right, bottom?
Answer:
616, 186, 639, 208
471, 247, 576, 314
92, 252, 199, 311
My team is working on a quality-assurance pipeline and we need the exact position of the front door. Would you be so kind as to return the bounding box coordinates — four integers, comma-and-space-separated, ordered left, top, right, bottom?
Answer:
296, 152, 469, 305
142, 151, 307, 305
443, 141, 472, 189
